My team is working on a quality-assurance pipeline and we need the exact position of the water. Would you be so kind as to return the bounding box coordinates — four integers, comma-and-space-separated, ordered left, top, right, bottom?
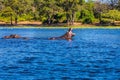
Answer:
0, 28, 120, 80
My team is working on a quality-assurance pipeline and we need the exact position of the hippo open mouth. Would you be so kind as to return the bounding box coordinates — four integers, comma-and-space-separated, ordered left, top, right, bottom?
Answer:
49, 28, 75, 41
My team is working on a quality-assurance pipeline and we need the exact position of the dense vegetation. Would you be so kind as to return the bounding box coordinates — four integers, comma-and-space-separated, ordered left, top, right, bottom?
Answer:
0, 0, 120, 26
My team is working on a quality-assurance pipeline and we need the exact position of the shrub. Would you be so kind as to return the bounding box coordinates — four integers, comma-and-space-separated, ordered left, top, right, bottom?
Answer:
102, 10, 120, 21
82, 16, 94, 24
100, 19, 112, 26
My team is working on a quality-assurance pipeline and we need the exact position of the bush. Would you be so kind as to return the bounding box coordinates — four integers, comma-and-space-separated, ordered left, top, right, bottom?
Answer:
102, 10, 120, 21
100, 19, 112, 26
42, 19, 48, 24
82, 16, 94, 24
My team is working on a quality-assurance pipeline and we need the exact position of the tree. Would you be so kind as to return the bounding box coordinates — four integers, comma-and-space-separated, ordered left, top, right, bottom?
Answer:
3, 0, 33, 25
79, 0, 95, 24
93, 1, 109, 24
11, 0, 32, 24
70, 0, 80, 25
34, 0, 62, 24
117, 0, 120, 10
0, 0, 120, 26
108, 0, 118, 9
0, 0, 4, 11
102, 10, 120, 23
1, 7, 14, 25
60, 0, 81, 25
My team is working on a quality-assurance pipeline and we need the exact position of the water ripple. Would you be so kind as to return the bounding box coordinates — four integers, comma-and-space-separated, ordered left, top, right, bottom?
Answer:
0, 28, 120, 79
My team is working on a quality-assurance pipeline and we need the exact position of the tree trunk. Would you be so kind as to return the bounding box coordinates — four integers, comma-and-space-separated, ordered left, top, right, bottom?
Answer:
112, 17, 115, 25
71, 11, 75, 25
10, 14, 13, 25
15, 17, 18, 25
66, 13, 69, 25
99, 12, 102, 24
48, 15, 51, 25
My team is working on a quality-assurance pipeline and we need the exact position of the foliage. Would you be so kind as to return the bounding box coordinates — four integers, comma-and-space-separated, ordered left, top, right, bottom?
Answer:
93, 1, 109, 24
102, 10, 120, 21
1, 7, 13, 17
100, 19, 112, 26
82, 16, 94, 24
0, 0, 120, 25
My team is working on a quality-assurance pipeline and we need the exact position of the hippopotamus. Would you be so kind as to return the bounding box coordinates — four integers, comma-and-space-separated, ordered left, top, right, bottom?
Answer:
3, 34, 28, 39
49, 28, 75, 41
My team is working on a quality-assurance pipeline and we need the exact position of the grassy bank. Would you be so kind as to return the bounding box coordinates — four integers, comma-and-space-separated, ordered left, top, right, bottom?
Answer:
0, 21, 120, 29
0, 26, 120, 29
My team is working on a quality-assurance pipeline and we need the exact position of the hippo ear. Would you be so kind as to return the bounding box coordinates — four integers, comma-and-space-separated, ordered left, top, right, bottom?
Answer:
68, 28, 72, 31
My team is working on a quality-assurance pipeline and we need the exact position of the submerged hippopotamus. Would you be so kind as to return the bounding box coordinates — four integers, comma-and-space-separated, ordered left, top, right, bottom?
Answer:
49, 28, 75, 41
3, 34, 28, 39
3, 34, 20, 39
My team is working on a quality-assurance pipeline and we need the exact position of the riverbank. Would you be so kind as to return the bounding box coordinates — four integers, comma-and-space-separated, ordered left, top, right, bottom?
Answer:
0, 21, 120, 29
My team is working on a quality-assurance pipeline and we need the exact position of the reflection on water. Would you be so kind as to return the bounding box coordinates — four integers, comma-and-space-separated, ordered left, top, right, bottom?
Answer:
0, 28, 120, 80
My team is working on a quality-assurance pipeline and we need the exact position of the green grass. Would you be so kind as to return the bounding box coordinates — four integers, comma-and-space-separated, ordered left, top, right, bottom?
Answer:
0, 25, 120, 29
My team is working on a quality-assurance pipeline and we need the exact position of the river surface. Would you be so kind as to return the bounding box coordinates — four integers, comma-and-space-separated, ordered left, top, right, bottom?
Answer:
0, 28, 120, 80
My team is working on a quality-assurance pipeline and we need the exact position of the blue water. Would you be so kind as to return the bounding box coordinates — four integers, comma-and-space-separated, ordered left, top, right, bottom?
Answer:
0, 28, 120, 80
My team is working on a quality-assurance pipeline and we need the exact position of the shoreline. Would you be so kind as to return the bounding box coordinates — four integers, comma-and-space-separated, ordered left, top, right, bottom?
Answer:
0, 26, 120, 29
0, 21, 120, 29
